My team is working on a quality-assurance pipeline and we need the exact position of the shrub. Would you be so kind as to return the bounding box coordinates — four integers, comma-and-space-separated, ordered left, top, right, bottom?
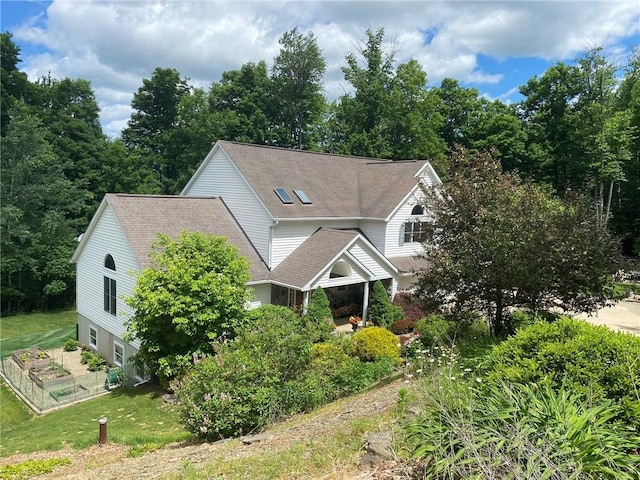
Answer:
484, 317, 640, 428
405, 374, 640, 479
80, 350, 106, 371
414, 314, 455, 347
393, 292, 426, 320
306, 287, 333, 323
368, 280, 404, 328
352, 326, 401, 363
63, 339, 79, 352
390, 317, 417, 334
174, 312, 395, 440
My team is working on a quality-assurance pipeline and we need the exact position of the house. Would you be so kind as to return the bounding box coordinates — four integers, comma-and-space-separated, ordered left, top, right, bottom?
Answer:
71, 141, 441, 378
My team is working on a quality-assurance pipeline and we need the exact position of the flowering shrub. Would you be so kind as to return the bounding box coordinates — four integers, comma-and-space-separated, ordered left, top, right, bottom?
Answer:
174, 309, 397, 440
352, 326, 401, 363
390, 317, 417, 334
393, 292, 427, 321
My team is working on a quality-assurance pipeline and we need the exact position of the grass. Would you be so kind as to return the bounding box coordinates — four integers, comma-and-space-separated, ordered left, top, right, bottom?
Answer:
0, 384, 193, 457
0, 308, 77, 358
0, 379, 33, 429
0, 308, 76, 339
168, 417, 385, 480
614, 281, 640, 296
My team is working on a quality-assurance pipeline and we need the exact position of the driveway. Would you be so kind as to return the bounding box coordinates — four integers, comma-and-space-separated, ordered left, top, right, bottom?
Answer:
578, 297, 640, 336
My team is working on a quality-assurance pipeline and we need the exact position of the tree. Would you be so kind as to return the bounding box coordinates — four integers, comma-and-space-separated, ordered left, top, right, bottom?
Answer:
305, 287, 333, 322
125, 231, 252, 382
271, 28, 327, 149
208, 61, 272, 144
1, 102, 88, 313
415, 147, 619, 336
1, 32, 31, 136
122, 67, 190, 194
367, 280, 403, 328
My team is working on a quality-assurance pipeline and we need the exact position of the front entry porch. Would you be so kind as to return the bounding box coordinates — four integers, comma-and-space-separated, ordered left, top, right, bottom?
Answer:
271, 278, 395, 325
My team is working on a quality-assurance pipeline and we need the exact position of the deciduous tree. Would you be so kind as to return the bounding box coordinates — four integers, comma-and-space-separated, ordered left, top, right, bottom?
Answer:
125, 231, 252, 382
415, 147, 619, 336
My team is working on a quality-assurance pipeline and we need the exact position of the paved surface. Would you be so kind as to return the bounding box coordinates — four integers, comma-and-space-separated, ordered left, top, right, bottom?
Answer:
578, 297, 640, 335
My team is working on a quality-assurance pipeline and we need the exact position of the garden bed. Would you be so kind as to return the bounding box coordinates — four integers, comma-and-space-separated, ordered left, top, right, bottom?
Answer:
28, 363, 72, 389
49, 384, 88, 402
12, 347, 51, 371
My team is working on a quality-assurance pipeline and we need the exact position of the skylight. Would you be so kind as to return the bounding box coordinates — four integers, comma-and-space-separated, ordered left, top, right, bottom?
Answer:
293, 189, 312, 204
274, 188, 293, 204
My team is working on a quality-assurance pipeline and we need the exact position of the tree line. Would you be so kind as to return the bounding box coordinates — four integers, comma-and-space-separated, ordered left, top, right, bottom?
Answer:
1, 28, 638, 314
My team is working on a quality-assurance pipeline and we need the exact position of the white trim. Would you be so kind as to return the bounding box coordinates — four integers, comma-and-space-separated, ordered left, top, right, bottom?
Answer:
113, 340, 125, 367
89, 325, 98, 349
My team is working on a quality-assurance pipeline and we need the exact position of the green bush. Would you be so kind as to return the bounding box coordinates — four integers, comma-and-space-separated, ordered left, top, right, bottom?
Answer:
174, 314, 395, 440
352, 326, 401, 363
405, 375, 640, 479
414, 314, 455, 347
305, 287, 333, 322
79, 350, 106, 371
368, 280, 404, 328
62, 338, 78, 352
484, 317, 640, 428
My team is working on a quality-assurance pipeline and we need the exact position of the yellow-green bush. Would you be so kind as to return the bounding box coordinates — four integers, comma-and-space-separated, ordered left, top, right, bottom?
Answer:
352, 326, 401, 363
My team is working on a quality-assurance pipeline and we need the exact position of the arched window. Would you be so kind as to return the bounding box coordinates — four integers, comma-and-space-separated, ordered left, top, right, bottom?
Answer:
104, 254, 116, 270
330, 261, 351, 279
103, 254, 117, 315
411, 205, 424, 215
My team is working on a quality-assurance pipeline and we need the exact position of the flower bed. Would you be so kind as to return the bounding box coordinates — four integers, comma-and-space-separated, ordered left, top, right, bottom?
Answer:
12, 347, 51, 371
28, 363, 72, 389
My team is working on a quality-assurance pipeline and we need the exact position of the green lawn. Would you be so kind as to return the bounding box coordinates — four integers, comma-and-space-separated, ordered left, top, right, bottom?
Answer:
0, 384, 193, 457
0, 308, 77, 358
0, 308, 76, 339
0, 380, 33, 429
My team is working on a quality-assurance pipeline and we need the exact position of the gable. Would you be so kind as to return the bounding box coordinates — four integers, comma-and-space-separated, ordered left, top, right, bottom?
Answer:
73, 194, 270, 282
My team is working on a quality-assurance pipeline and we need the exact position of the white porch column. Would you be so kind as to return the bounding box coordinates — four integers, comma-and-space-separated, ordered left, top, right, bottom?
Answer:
362, 281, 370, 325
390, 278, 398, 300
302, 290, 310, 314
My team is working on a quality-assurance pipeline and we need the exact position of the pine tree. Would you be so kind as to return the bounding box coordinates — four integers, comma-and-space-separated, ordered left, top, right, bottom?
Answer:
368, 281, 404, 328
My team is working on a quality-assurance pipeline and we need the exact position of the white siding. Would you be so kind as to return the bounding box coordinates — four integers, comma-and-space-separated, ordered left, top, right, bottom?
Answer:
398, 274, 419, 292
75, 205, 139, 346
182, 149, 272, 264
247, 283, 271, 309
349, 241, 396, 279
272, 219, 358, 269
385, 192, 427, 258
313, 254, 369, 289
360, 220, 386, 253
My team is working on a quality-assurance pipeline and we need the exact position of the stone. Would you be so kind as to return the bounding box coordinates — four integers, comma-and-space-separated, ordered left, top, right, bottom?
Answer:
240, 433, 273, 445
163, 393, 179, 404
365, 431, 393, 460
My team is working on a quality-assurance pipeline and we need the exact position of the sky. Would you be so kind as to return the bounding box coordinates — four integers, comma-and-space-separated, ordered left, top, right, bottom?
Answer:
2, 0, 639, 138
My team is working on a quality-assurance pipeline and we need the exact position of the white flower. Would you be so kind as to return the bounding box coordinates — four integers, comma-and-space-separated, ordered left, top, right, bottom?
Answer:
476, 377, 482, 383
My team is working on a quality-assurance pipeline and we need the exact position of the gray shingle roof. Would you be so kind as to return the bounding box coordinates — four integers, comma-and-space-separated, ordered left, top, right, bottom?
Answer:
106, 194, 269, 282
216, 141, 430, 219
270, 229, 361, 289
388, 256, 433, 275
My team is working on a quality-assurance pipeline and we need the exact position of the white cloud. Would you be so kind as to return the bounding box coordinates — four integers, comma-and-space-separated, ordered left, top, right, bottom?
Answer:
9, 0, 639, 136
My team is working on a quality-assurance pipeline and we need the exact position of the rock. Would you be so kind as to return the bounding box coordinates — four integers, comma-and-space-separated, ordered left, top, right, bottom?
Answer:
360, 454, 383, 468
163, 393, 179, 404
404, 402, 422, 420
240, 433, 273, 445
365, 431, 393, 460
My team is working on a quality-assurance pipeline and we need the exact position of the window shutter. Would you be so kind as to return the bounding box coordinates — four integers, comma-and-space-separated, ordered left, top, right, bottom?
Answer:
399, 223, 405, 246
